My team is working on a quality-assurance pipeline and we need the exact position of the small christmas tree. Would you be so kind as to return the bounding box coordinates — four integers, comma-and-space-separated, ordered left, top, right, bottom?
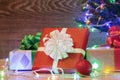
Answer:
75, 0, 120, 32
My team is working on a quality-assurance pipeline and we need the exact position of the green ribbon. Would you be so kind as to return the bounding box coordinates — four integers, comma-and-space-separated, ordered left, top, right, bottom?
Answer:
31, 50, 37, 64
20, 32, 41, 64
20, 32, 41, 50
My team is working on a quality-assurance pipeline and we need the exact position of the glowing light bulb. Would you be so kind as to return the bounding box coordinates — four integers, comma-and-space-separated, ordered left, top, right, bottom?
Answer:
90, 70, 100, 78
91, 59, 102, 71
109, 0, 116, 3
92, 62, 99, 70
91, 45, 99, 49
91, 28, 96, 32
78, 24, 83, 28
0, 77, 4, 80
103, 66, 114, 74
35, 73, 40, 78
73, 73, 80, 80
0, 71, 5, 77
48, 75, 59, 80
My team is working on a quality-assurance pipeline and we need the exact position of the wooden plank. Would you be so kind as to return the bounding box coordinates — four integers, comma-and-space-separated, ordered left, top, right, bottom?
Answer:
0, 0, 83, 58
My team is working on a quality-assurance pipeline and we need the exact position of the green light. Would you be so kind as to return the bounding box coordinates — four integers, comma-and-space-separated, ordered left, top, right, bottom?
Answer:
87, 25, 96, 32
91, 28, 96, 32
90, 59, 103, 77
82, 6, 87, 11
92, 62, 99, 69
109, 0, 116, 3
91, 45, 100, 49
78, 24, 83, 28
90, 70, 100, 78
91, 59, 102, 71
0, 78, 4, 80
83, 7, 86, 9
0, 71, 5, 77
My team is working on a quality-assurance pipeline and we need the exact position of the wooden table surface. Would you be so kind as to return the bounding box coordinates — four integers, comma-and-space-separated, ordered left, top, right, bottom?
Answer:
1, 59, 120, 80
1, 71, 120, 80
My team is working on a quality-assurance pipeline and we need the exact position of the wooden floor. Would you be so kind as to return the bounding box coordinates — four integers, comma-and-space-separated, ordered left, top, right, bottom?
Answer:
0, 0, 107, 58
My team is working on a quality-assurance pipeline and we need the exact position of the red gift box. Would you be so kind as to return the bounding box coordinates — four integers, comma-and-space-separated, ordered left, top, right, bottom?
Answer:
87, 47, 120, 71
32, 28, 89, 73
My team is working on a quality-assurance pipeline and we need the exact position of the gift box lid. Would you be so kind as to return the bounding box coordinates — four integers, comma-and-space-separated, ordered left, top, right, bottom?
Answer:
38, 28, 89, 49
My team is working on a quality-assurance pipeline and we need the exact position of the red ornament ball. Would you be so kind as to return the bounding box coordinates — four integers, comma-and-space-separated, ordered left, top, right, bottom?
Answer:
76, 59, 92, 76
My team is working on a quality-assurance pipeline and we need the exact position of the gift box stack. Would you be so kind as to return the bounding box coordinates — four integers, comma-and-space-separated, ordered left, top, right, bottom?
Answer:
86, 26, 120, 72
9, 28, 90, 74
9, 26, 120, 75
9, 32, 41, 70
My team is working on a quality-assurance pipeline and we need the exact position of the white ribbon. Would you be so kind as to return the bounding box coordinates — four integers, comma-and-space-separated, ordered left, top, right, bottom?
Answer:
38, 28, 85, 73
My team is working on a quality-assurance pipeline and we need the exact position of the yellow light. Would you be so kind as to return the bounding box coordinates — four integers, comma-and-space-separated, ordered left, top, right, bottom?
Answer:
103, 66, 114, 74
48, 75, 59, 80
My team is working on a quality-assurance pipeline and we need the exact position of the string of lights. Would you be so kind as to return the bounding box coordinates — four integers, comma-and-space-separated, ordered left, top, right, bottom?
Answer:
75, 0, 120, 32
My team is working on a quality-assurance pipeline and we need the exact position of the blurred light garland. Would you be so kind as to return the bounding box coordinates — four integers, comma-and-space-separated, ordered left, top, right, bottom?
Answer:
75, 0, 120, 32
4, 68, 81, 80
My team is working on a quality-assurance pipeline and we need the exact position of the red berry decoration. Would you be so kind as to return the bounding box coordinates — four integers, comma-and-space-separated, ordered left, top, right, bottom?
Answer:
76, 59, 92, 76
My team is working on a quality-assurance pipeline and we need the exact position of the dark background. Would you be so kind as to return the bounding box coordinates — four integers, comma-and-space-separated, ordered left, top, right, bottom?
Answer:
0, 0, 107, 58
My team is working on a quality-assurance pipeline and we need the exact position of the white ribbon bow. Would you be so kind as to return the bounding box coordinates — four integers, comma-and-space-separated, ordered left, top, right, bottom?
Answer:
43, 28, 74, 60
38, 28, 85, 73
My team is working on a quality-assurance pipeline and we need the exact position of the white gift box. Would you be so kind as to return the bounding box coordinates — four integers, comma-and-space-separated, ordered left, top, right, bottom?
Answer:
9, 49, 32, 70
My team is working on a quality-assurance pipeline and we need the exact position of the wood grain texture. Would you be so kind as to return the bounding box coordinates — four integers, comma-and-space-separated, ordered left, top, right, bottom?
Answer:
0, 0, 82, 17
0, 0, 83, 58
